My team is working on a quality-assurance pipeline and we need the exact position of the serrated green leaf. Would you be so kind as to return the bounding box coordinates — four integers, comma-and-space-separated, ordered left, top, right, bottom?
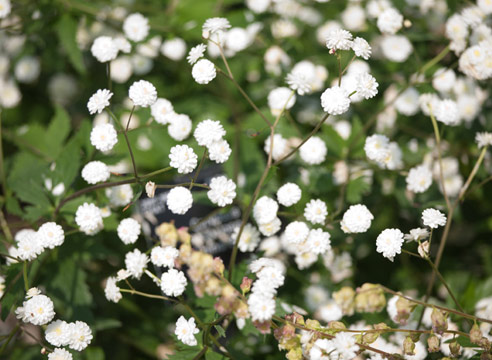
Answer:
346, 176, 371, 204
45, 105, 71, 158
56, 14, 86, 74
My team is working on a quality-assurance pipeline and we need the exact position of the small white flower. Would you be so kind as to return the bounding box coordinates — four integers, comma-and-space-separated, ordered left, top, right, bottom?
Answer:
232, 224, 261, 252
160, 268, 187, 297
356, 72, 379, 99
150, 98, 174, 125
91, 36, 118, 63
422, 208, 447, 228
87, 89, 113, 115
175, 316, 200, 346
151, 246, 179, 268
253, 196, 279, 225
45, 320, 71, 347
125, 249, 149, 279
207, 176, 236, 207
167, 187, 193, 215
0, 0, 11, 19
434, 99, 460, 126
341, 204, 374, 234
377, 8, 403, 35
75, 203, 103, 235
286, 71, 312, 95
187, 44, 207, 65
168, 113, 192, 141
207, 139, 231, 163
106, 184, 133, 207
258, 217, 281, 237
129, 80, 157, 107
352, 37, 371, 59
306, 228, 331, 255
247, 293, 276, 322
268, 87, 296, 116
277, 183, 302, 207
81, 161, 110, 184
16, 231, 43, 261
145, 181, 156, 198
406, 165, 433, 193
194, 119, 225, 147
332, 332, 358, 359
299, 136, 327, 165
202, 17, 231, 38
67, 321, 92, 351
169, 145, 198, 174
161, 38, 187, 61
284, 221, 309, 244
321, 86, 351, 115
192, 59, 216, 84
476, 132, 492, 148
117, 218, 141, 245
37, 222, 64, 249
364, 134, 390, 164
90, 123, 118, 152
326, 29, 353, 50
376, 228, 404, 261
16, 294, 55, 325
404, 228, 430, 242
104, 277, 122, 303
304, 199, 328, 225
48, 348, 72, 360
123, 13, 149, 42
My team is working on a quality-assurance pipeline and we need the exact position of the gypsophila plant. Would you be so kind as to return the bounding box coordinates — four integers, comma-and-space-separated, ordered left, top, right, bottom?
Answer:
1, 0, 492, 359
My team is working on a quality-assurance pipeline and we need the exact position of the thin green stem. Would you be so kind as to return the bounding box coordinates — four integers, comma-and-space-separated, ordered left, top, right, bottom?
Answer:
23, 261, 29, 292
429, 107, 450, 210
0, 209, 13, 243
458, 146, 488, 201
190, 148, 208, 190
0, 324, 20, 355
0, 111, 8, 204
119, 288, 176, 303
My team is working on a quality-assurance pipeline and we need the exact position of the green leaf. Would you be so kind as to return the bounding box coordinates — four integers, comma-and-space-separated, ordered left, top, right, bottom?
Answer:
346, 176, 371, 203
206, 351, 226, 360
214, 325, 226, 338
52, 140, 81, 188
1, 263, 24, 321
84, 347, 105, 360
56, 14, 86, 74
45, 105, 71, 157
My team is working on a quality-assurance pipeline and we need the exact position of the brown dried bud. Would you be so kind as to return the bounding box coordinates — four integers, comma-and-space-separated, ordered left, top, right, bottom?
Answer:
333, 286, 356, 316
328, 321, 346, 330
285, 312, 305, 326
470, 324, 483, 344
253, 320, 271, 334
449, 340, 461, 357
395, 297, 416, 325
427, 335, 440, 353
374, 322, 390, 331
354, 283, 386, 313
145, 181, 156, 198
403, 336, 416, 355
156, 222, 178, 247
418, 240, 430, 258
431, 308, 448, 335
213, 257, 225, 276
480, 352, 492, 360
305, 319, 321, 330
240, 277, 253, 294
362, 331, 379, 344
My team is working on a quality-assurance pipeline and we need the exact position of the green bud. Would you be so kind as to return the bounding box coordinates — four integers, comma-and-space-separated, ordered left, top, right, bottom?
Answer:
403, 336, 416, 355
428, 335, 440, 353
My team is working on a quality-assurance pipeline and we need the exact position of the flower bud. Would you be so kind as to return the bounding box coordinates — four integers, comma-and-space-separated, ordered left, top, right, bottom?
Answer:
470, 323, 483, 344
145, 181, 156, 198
418, 240, 430, 258
156, 222, 178, 247
328, 321, 346, 330
431, 308, 448, 335
285, 312, 305, 326
240, 277, 253, 294
305, 319, 321, 330
409, 332, 421, 343
481, 352, 492, 360
333, 286, 355, 316
213, 257, 225, 276
253, 320, 271, 334
449, 340, 461, 357
177, 227, 191, 244
362, 331, 379, 344
374, 322, 390, 331
355, 283, 386, 313
403, 336, 415, 355
395, 297, 416, 325
427, 335, 440, 352
286, 347, 303, 360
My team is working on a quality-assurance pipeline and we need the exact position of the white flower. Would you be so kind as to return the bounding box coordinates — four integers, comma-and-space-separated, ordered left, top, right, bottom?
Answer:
90, 123, 118, 152
476, 132, 492, 148
0, 0, 11, 19
341, 204, 374, 234
110, 57, 133, 83
405, 228, 430, 243
286, 71, 312, 95
310, 338, 335, 360
151, 98, 174, 124
194, 119, 225, 147
258, 217, 281, 237
376, 228, 404, 261
268, 87, 296, 116
81, 161, 110, 184
306, 228, 331, 255
38, 222, 64, 249
326, 29, 353, 50
247, 293, 276, 322
208, 139, 231, 163
168, 113, 192, 141
364, 134, 390, 163
332, 332, 358, 359
304, 199, 328, 225
161, 38, 187, 61
356, 73, 379, 99
125, 249, 149, 279
249, 258, 285, 274
299, 136, 327, 165
104, 277, 122, 303
202, 17, 231, 38
106, 184, 133, 207
117, 218, 141, 245
151, 246, 179, 268
419, 93, 440, 116
277, 183, 302, 207
422, 208, 447, 228
320, 86, 350, 115
129, 80, 157, 107
432, 68, 456, 94
253, 196, 279, 225
395, 87, 420, 116
377, 8, 403, 35
75, 203, 103, 235
264, 133, 289, 161
192, 59, 216, 84
48, 348, 72, 360
187, 44, 207, 65
45, 320, 71, 347
167, 187, 193, 215
435, 99, 460, 126
67, 321, 92, 351
175, 316, 200, 346
352, 37, 372, 60
123, 13, 149, 42
15, 230, 41, 261
87, 89, 113, 115
91, 36, 118, 63
380, 35, 413, 62
15, 56, 40, 84
207, 176, 236, 207
16, 294, 55, 325
478, 0, 492, 14
0, 79, 21, 108
406, 165, 432, 193
169, 145, 198, 174
232, 223, 261, 252
284, 221, 309, 244
160, 269, 187, 297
